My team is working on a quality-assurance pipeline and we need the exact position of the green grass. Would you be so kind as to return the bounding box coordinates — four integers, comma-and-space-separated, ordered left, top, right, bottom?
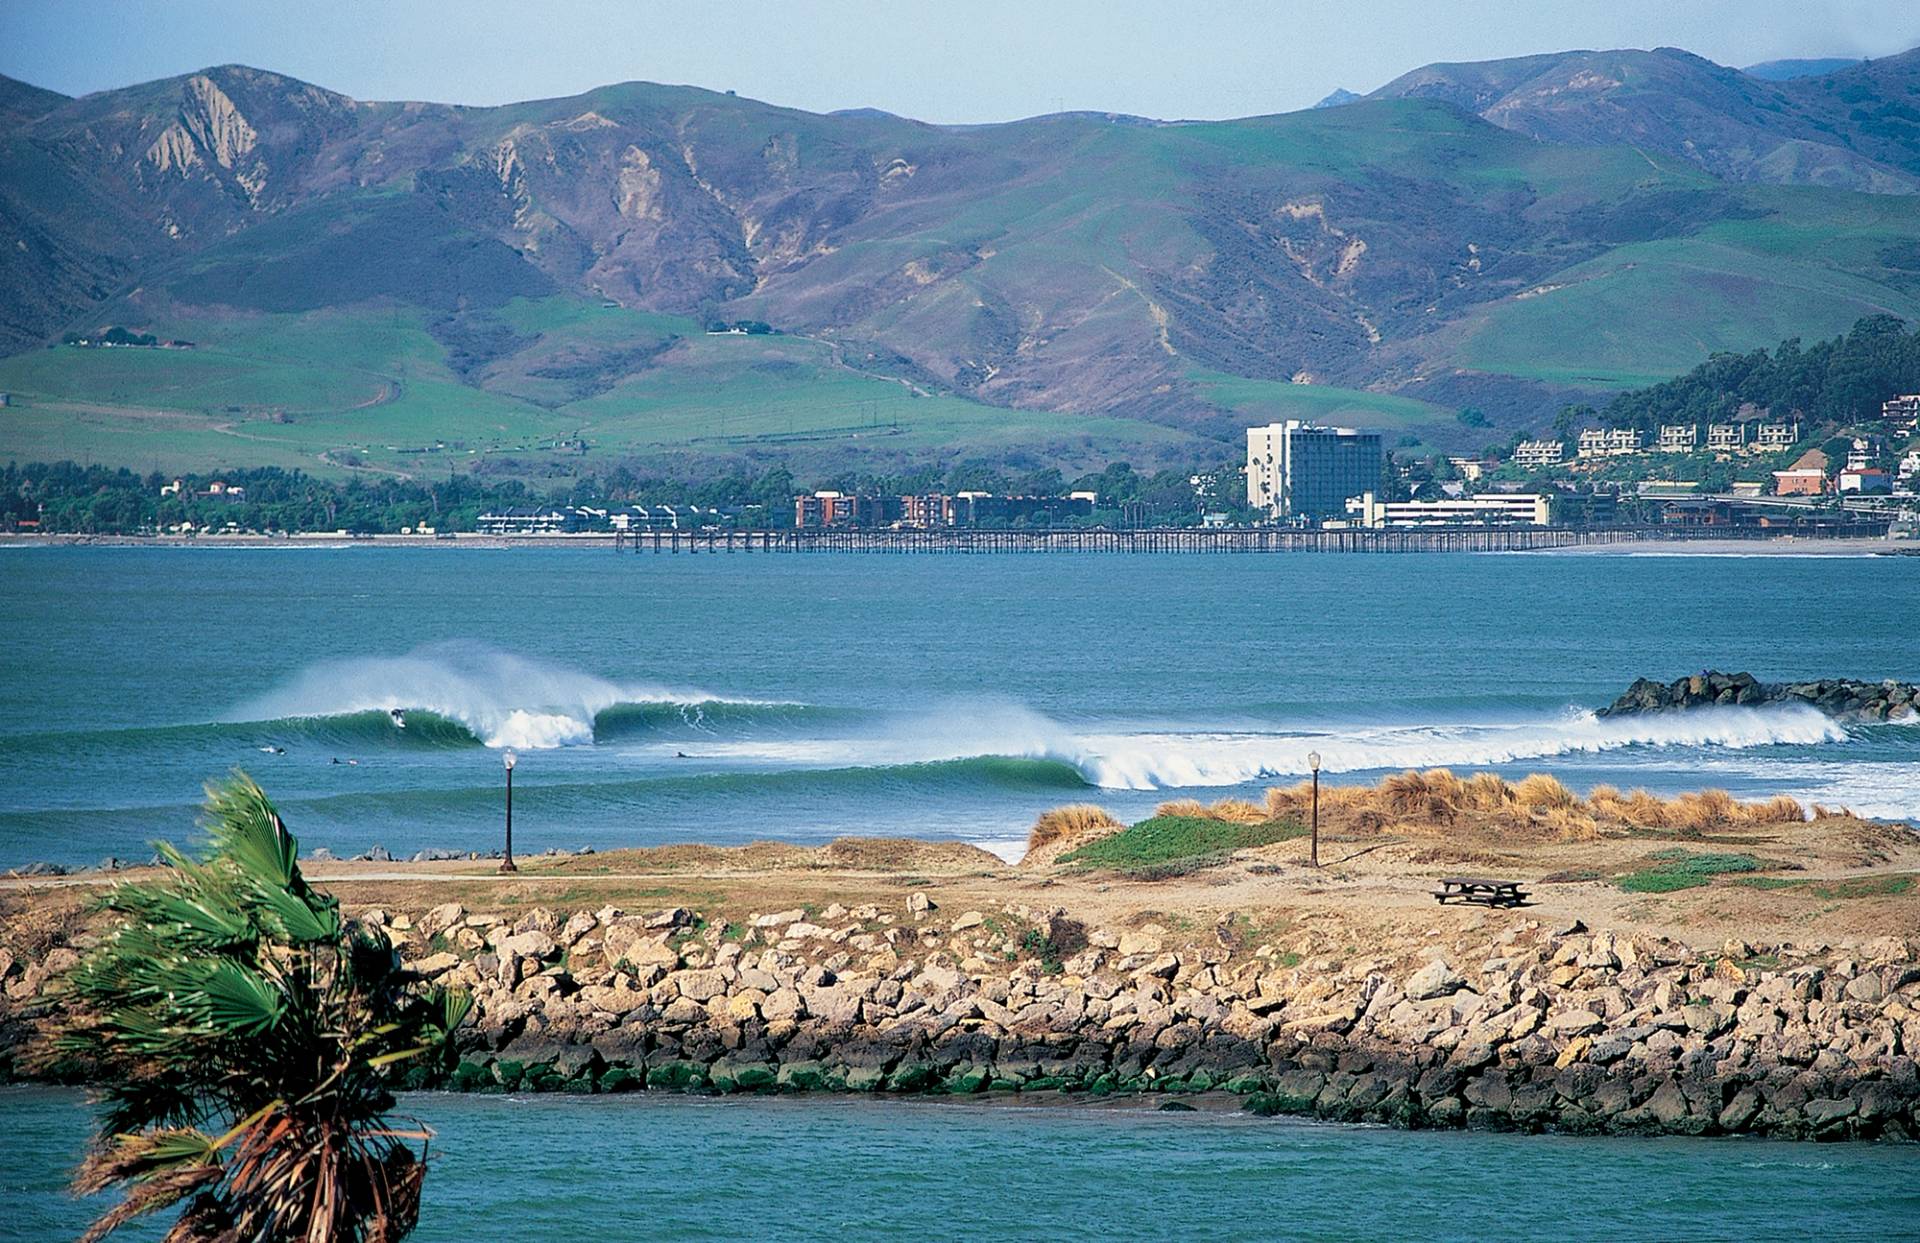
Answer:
0, 294, 1220, 477
1731, 873, 1915, 899
1457, 193, 1920, 388
1616, 850, 1768, 894
1187, 369, 1451, 432
1061, 815, 1308, 878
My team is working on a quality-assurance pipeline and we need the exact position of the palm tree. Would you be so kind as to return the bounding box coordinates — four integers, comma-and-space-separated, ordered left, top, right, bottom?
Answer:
40, 773, 471, 1242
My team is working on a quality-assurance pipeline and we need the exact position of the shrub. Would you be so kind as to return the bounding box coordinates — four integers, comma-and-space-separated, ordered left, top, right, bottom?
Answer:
1512, 773, 1577, 810
1205, 798, 1269, 824
1027, 804, 1122, 853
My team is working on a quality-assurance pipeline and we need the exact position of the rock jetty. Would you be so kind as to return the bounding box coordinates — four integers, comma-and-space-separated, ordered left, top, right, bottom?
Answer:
1601, 671, 1919, 721
9, 897, 1918, 1141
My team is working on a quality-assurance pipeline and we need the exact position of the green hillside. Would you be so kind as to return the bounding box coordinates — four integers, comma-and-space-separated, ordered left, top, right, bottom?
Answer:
0, 298, 1211, 477
4, 53, 1920, 475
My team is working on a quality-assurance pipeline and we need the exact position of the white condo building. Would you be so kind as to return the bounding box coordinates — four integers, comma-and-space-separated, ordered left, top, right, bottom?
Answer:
1246, 421, 1383, 521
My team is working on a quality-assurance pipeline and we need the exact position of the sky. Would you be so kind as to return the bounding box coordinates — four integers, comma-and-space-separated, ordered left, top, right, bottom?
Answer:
4, 0, 1919, 122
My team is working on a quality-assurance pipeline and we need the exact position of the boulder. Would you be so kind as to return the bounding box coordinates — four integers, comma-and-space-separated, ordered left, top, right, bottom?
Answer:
1406, 960, 1466, 1001
500, 931, 558, 961
672, 969, 729, 1002
420, 902, 466, 935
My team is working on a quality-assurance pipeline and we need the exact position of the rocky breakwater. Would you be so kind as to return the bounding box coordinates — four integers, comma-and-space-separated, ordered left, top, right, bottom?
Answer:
1601, 671, 1919, 721
14, 896, 1912, 1141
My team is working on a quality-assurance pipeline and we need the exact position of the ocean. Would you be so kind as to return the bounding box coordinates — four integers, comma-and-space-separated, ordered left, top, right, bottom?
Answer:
1, 546, 1917, 868
6, 1088, 1918, 1242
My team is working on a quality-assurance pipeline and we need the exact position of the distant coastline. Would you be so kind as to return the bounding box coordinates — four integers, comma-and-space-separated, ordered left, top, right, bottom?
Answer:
0, 529, 1907, 555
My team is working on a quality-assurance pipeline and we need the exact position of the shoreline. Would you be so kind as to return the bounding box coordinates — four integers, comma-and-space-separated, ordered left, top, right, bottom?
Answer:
8, 806, 1919, 1143
0, 531, 1907, 554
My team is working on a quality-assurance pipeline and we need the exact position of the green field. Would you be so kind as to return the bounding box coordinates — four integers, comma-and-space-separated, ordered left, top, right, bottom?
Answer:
1188, 370, 1453, 438
0, 298, 1215, 477
1457, 192, 1920, 386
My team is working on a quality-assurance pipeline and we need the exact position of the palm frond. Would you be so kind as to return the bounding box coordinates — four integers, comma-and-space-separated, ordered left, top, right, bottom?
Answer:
44, 773, 471, 1243
198, 960, 286, 1036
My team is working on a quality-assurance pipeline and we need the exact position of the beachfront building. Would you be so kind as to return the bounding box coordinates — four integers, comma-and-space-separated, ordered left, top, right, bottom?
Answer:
1883, 394, 1920, 434
1707, 423, 1747, 453
476, 506, 579, 534
1510, 439, 1565, 468
1347, 491, 1551, 528
1773, 449, 1830, 497
795, 491, 858, 527
1756, 422, 1800, 452
608, 504, 707, 531
1657, 424, 1698, 453
1246, 420, 1382, 521
1839, 467, 1893, 494
1446, 456, 1486, 482
1577, 429, 1609, 458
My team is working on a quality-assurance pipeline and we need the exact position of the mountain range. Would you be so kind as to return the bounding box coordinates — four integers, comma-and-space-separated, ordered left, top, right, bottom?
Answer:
3, 45, 1919, 477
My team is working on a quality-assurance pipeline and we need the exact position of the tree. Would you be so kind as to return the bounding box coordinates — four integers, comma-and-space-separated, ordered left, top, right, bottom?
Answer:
40, 775, 470, 1242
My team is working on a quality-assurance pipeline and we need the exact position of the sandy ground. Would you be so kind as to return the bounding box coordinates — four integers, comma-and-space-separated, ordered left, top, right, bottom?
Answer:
9, 812, 1915, 955
1533, 536, 1911, 557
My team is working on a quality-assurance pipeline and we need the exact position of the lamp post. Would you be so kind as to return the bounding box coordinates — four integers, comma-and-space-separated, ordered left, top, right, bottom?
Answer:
1307, 750, 1321, 868
499, 750, 518, 874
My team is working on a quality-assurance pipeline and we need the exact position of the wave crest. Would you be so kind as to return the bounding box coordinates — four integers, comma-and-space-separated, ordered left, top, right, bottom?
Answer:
231, 643, 758, 749
1060, 705, 1848, 791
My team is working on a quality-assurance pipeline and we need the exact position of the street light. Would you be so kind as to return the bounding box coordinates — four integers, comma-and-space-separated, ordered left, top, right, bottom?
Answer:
499, 749, 518, 874
1307, 750, 1321, 868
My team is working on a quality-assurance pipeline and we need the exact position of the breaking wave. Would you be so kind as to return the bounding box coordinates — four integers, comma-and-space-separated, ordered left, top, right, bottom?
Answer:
1053, 705, 1851, 791
230, 642, 778, 750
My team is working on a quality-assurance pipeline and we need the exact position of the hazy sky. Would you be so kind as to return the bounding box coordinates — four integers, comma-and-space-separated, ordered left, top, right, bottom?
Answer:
5, 0, 1918, 122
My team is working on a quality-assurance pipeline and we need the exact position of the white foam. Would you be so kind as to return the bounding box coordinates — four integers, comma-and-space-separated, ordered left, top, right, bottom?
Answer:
1677, 753, 1920, 823
618, 700, 1853, 799
967, 837, 1030, 864
1056, 706, 1849, 791
233, 642, 747, 749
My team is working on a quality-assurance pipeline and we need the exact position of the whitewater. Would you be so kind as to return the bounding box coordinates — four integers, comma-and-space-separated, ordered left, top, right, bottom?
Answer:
213, 645, 1854, 793
231, 643, 778, 750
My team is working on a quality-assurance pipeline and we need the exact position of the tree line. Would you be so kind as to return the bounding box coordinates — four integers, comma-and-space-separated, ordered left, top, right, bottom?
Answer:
0, 457, 1255, 534
1559, 314, 1920, 437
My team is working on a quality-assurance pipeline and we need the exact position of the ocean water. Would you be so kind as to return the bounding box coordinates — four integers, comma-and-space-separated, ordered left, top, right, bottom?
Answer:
5, 1088, 1918, 1242
0, 546, 1917, 867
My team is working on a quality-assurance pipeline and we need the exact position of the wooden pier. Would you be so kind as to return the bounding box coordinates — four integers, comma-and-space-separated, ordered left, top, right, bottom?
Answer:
609, 523, 1890, 554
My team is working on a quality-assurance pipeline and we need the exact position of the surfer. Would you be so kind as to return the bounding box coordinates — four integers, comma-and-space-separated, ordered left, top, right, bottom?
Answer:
389, 708, 407, 729
257, 745, 286, 755
675, 750, 689, 759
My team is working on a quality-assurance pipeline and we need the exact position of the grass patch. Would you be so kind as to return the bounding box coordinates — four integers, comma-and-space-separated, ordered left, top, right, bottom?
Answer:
1731, 873, 1915, 899
1616, 850, 1767, 894
1061, 815, 1307, 878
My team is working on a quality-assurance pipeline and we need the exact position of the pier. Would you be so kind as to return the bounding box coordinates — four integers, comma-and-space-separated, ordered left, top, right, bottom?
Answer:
610, 522, 1893, 554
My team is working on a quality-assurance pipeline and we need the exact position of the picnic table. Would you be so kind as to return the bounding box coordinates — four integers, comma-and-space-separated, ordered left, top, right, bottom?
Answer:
1433, 876, 1528, 908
